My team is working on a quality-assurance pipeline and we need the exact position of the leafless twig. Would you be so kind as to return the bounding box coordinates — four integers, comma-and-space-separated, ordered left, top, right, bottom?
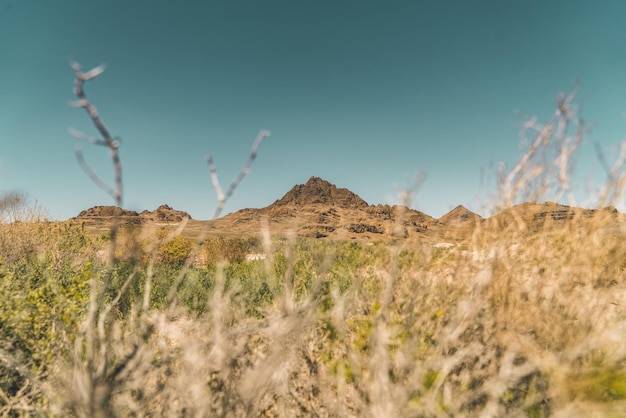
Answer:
500, 86, 582, 208
69, 60, 123, 207
68, 61, 129, 417
164, 129, 270, 308
596, 139, 626, 207
207, 129, 270, 220
74, 146, 118, 199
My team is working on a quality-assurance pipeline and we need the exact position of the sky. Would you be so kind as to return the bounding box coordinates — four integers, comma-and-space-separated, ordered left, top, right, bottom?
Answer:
2, 1, 626, 220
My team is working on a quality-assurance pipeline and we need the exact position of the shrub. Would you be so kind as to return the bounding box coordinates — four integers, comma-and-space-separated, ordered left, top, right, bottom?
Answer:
196, 236, 256, 266
154, 233, 193, 266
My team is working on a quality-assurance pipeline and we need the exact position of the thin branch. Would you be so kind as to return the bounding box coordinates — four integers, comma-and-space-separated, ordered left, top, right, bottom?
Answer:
75, 146, 117, 199
68, 126, 108, 147
501, 88, 580, 207
206, 154, 225, 206
165, 129, 270, 308
69, 60, 123, 207
207, 129, 270, 220
594, 141, 613, 178
597, 139, 626, 206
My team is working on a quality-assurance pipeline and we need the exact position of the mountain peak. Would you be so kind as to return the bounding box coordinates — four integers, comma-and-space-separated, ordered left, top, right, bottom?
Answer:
438, 205, 481, 224
269, 176, 369, 209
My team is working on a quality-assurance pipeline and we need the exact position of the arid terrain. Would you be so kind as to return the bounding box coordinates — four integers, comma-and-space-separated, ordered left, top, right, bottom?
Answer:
3, 174, 626, 417
72, 175, 625, 245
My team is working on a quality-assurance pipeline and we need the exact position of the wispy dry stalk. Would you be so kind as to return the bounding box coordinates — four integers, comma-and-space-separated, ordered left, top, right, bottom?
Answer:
207, 129, 270, 220
163, 129, 270, 308
596, 138, 626, 208
0, 192, 46, 223
500, 86, 583, 209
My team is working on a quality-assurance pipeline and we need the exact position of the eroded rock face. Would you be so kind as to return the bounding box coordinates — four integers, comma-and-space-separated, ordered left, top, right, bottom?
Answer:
299, 224, 336, 238
75, 206, 139, 218
348, 223, 382, 234
366, 204, 394, 220
269, 177, 369, 209
140, 205, 192, 222
75, 204, 191, 223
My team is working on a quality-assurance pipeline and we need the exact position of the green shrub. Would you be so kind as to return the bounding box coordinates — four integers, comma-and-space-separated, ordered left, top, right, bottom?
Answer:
155, 234, 193, 266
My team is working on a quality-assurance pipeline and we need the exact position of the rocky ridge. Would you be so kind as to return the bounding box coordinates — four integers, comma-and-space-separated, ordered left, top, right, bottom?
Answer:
72, 177, 622, 241
140, 205, 192, 222
217, 177, 441, 240
74, 204, 191, 225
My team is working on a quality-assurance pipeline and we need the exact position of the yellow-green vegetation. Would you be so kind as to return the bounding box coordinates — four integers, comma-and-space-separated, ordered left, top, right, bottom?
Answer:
1, 207, 626, 417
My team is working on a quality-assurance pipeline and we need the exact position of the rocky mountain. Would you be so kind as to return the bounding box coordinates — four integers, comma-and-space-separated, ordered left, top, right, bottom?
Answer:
268, 176, 369, 209
72, 178, 623, 242
140, 205, 192, 222
215, 177, 439, 240
75, 206, 139, 218
74, 204, 191, 227
438, 205, 482, 224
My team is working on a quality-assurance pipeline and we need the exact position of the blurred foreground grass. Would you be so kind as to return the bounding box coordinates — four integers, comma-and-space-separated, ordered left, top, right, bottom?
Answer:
1, 206, 625, 417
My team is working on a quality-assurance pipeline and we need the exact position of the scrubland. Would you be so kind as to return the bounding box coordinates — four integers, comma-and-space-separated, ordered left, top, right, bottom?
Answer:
2, 205, 626, 417
1, 69, 626, 417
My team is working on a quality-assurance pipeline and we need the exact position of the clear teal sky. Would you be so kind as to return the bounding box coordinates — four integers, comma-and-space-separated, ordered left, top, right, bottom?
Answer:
2, 1, 626, 220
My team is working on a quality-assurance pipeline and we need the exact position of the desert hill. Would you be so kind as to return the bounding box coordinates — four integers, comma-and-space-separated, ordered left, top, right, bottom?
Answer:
438, 205, 482, 225
214, 177, 439, 240
75, 204, 191, 222
73, 204, 192, 230
140, 205, 192, 222
76, 206, 140, 218
486, 201, 620, 231
269, 176, 369, 209
71, 177, 623, 241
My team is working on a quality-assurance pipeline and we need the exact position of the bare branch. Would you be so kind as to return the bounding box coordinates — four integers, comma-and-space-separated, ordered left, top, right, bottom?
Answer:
80, 64, 106, 81
597, 139, 626, 206
594, 141, 613, 178
68, 127, 108, 146
75, 146, 117, 201
500, 87, 581, 207
69, 60, 123, 207
166, 129, 270, 308
206, 154, 225, 205
207, 129, 270, 220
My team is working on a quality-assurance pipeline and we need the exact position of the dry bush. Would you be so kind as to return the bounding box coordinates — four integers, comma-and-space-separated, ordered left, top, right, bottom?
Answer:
194, 236, 257, 267
0, 192, 46, 224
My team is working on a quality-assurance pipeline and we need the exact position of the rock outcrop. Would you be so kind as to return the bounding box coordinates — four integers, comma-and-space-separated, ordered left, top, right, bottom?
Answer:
75, 204, 191, 223
75, 206, 139, 218
140, 205, 192, 222
268, 176, 369, 210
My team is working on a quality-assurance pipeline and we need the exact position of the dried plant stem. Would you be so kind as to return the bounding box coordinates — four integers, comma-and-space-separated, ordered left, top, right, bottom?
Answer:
500, 87, 583, 210
69, 61, 123, 208
164, 129, 270, 308
207, 129, 270, 220
68, 61, 133, 418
